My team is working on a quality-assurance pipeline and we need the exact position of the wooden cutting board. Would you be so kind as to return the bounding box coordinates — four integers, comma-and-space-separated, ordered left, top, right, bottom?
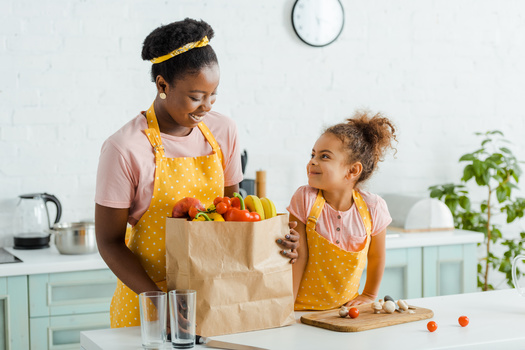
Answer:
301, 303, 433, 332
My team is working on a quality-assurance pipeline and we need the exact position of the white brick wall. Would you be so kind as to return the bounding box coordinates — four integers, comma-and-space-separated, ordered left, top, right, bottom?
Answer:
2, 0, 525, 248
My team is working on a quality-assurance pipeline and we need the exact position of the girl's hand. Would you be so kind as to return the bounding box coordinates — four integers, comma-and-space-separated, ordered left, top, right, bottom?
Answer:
276, 221, 300, 264
345, 293, 375, 307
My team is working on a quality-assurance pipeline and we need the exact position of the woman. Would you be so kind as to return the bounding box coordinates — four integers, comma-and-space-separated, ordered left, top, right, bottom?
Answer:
95, 18, 298, 328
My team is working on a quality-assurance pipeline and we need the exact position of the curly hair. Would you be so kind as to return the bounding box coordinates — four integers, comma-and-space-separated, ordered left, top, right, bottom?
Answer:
141, 18, 218, 84
325, 110, 397, 185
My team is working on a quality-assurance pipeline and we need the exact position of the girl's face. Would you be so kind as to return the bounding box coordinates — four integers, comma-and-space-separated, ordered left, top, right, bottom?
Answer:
307, 133, 352, 191
157, 63, 220, 135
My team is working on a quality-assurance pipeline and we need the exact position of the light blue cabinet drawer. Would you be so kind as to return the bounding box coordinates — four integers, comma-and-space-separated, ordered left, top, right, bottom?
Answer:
360, 247, 422, 299
422, 244, 477, 297
0, 275, 30, 350
30, 312, 110, 350
360, 243, 478, 300
29, 269, 117, 317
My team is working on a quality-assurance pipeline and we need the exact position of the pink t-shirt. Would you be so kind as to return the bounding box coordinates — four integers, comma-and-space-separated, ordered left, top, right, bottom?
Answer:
287, 185, 392, 252
95, 110, 243, 226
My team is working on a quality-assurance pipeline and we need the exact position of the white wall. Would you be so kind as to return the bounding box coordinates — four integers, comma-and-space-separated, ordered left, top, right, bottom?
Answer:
2, 0, 525, 247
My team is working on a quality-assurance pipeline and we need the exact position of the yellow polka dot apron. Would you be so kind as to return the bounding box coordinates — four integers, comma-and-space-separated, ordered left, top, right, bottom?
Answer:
110, 103, 224, 328
294, 190, 372, 311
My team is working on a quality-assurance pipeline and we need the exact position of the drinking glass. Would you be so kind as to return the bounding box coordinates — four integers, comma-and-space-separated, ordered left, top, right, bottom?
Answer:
139, 291, 167, 349
169, 290, 196, 349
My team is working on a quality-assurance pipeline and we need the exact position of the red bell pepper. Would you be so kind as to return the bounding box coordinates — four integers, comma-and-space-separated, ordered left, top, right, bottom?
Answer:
223, 193, 261, 222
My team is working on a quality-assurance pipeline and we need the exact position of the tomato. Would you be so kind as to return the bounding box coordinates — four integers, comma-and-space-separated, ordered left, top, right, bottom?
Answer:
458, 316, 469, 327
222, 197, 232, 207
348, 307, 359, 319
188, 206, 200, 219
427, 321, 438, 332
216, 202, 229, 215
213, 197, 223, 206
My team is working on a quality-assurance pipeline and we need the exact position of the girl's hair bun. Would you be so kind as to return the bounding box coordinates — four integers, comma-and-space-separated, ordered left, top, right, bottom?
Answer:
325, 110, 397, 184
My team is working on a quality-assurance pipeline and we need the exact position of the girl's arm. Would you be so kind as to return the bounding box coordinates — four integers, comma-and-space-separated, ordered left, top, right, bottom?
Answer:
290, 214, 308, 301
346, 229, 386, 306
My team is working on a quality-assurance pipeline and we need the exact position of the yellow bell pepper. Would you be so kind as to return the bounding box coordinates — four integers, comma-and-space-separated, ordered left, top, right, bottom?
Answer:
192, 212, 225, 221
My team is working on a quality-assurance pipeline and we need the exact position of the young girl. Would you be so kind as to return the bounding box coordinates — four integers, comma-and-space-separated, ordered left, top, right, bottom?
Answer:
289, 110, 397, 310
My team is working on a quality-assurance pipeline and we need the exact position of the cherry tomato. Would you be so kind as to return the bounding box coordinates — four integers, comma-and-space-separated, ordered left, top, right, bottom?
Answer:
427, 321, 437, 332
213, 197, 223, 206
348, 307, 359, 319
458, 316, 469, 327
221, 197, 232, 207
188, 206, 201, 219
216, 202, 228, 215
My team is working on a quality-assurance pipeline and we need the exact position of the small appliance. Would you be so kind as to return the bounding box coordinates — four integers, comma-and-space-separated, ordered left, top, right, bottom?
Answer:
13, 193, 62, 249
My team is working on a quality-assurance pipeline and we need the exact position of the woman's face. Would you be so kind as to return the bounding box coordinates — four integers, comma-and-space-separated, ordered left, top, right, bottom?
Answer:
307, 133, 351, 191
158, 63, 220, 135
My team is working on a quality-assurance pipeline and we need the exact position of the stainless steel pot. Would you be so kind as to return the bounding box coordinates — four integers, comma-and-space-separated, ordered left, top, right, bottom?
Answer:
51, 222, 97, 255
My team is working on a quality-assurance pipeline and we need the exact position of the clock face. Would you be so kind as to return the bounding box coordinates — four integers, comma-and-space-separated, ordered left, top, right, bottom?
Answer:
292, 0, 345, 47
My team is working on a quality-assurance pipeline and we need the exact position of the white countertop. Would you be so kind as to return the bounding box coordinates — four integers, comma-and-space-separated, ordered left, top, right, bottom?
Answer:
385, 229, 483, 249
0, 229, 482, 278
0, 245, 109, 277
81, 289, 525, 350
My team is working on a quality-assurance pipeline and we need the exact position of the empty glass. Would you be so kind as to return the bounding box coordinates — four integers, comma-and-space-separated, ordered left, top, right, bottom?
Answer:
139, 291, 167, 349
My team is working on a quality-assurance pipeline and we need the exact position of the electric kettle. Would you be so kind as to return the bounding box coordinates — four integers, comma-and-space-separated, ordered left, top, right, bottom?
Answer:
13, 193, 62, 249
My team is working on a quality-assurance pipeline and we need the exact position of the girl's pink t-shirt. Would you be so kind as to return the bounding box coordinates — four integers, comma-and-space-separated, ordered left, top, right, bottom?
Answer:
287, 185, 392, 252
95, 111, 243, 226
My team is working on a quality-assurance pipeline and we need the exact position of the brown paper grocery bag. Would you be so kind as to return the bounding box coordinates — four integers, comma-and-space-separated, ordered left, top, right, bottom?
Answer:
165, 214, 295, 337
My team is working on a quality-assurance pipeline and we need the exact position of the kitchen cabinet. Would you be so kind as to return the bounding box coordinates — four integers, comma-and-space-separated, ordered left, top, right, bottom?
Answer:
0, 268, 116, 350
0, 247, 116, 350
359, 240, 480, 299
0, 275, 29, 350
28, 269, 117, 350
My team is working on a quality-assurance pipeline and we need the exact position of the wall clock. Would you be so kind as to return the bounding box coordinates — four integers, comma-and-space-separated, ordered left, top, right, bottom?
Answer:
291, 0, 345, 47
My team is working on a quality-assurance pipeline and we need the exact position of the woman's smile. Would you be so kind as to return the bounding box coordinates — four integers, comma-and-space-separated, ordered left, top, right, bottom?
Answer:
189, 113, 206, 122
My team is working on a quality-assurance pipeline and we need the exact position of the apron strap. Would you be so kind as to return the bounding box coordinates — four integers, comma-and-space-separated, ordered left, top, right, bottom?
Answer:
197, 122, 224, 168
142, 103, 224, 167
306, 189, 372, 237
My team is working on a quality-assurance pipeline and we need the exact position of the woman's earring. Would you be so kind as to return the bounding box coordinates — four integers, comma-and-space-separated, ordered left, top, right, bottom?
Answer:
159, 92, 167, 100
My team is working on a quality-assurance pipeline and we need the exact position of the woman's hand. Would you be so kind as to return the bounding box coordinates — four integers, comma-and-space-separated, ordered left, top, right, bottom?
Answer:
276, 221, 300, 264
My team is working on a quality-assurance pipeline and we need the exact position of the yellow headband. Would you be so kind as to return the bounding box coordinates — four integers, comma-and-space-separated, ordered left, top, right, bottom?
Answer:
150, 36, 209, 64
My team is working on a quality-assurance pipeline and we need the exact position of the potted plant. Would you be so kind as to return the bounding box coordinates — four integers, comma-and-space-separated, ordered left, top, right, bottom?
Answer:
428, 130, 525, 291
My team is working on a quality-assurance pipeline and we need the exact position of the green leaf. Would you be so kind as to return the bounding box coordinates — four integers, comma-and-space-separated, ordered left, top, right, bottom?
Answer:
500, 147, 512, 154
459, 154, 477, 162
496, 186, 507, 203
462, 165, 474, 182
459, 196, 471, 210
430, 188, 443, 198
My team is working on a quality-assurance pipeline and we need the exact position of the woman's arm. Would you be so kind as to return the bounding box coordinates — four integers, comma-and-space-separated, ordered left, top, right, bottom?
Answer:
346, 229, 386, 306
290, 214, 308, 301
95, 204, 161, 294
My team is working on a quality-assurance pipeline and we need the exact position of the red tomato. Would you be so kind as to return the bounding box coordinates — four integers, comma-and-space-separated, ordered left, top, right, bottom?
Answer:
188, 206, 200, 219
216, 202, 228, 215
427, 321, 438, 332
213, 197, 223, 205
458, 316, 469, 327
222, 197, 232, 207
348, 307, 359, 319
